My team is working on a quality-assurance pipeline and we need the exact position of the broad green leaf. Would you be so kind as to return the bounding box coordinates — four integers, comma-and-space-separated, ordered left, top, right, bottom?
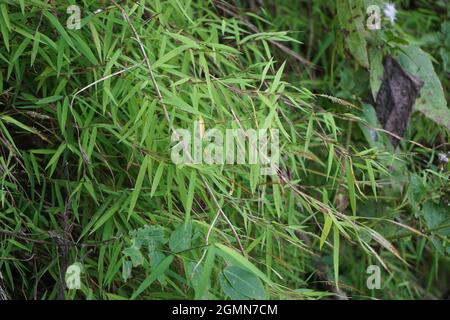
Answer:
195, 247, 215, 299
123, 246, 144, 267
397, 45, 450, 130
129, 225, 167, 247
222, 265, 266, 300
215, 243, 271, 285
169, 222, 192, 253
369, 48, 383, 100
336, 0, 369, 68
219, 272, 247, 300
421, 201, 450, 235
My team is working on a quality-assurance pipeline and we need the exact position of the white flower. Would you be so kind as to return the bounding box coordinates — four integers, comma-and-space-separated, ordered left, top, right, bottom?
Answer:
438, 153, 449, 163
384, 3, 397, 26
369, 128, 378, 141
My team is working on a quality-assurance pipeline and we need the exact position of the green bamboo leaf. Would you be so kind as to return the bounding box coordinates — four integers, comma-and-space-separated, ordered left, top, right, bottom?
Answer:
320, 213, 333, 250
185, 170, 196, 219
150, 162, 165, 197
166, 31, 200, 49
45, 143, 66, 170
72, 32, 99, 65
0, 7, 10, 51
333, 224, 340, 289
36, 95, 63, 105
90, 197, 125, 235
345, 159, 357, 215
89, 22, 103, 62
128, 155, 150, 219
31, 32, 41, 66
0, 4, 11, 31
43, 11, 74, 47
131, 255, 174, 299
326, 144, 334, 179
366, 160, 377, 199
270, 60, 286, 93
10, 38, 31, 64
304, 116, 314, 153
152, 45, 191, 70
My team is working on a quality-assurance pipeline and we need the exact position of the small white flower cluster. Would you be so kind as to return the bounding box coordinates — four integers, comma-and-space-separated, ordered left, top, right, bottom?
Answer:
438, 152, 450, 164
383, 3, 397, 26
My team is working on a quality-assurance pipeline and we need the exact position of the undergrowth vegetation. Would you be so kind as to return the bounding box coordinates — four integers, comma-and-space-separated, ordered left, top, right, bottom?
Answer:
0, 0, 449, 299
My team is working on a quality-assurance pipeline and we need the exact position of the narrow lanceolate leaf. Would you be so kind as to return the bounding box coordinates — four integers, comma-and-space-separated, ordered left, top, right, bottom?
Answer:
185, 170, 196, 219
345, 159, 357, 215
131, 255, 174, 299
0, 10, 10, 51
128, 155, 150, 220
36, 95, 63, 105
31, 32, 41, 66
333, 224, 340, 289
43, 11, 74, 47
166, 31, 200, 49
0, 4, 11, 31
0, 115, 48, 141
327, 144, 334, 179
366, 160, 377, 199
152, 45, 192, 70
304, 116, 314, 153
150, 162, 165, 197
320, 213, 333, 250
45, 143, 66, 170
270, 60, 286, 93
89, 22, 103, 62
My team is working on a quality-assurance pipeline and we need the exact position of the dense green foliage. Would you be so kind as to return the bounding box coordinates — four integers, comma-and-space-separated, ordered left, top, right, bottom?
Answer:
0, 0, 449, 300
